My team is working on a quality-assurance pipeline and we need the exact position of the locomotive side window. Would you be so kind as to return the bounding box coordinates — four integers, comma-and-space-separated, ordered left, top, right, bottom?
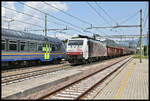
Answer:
20, 42, 28, 51
9, 40, 17, 51
29, 42, 36, 51
68, 40, 83, 45
2, 40, 6, 51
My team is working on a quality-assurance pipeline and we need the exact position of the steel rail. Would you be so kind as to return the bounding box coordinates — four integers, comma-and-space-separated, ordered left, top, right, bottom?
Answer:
39, 56, 132, 100
2, 64, 70, 85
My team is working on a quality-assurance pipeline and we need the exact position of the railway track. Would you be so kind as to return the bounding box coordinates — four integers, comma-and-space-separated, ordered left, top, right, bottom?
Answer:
39, 56, 132, 100
2, 56, 131, 87
1, 56, 114, 86
2, 64, 71, 86
2, 60, 68, 74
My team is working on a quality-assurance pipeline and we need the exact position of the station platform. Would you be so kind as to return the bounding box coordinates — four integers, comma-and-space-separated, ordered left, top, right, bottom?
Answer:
2, 68, 82, 99
89, 58, 148, 99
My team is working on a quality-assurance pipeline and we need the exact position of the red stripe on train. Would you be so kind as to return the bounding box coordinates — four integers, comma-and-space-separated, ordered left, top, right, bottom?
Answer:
66, 52, 83, 55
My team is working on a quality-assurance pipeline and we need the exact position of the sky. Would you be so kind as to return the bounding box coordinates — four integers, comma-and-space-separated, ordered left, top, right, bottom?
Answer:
1, 1, 149, 45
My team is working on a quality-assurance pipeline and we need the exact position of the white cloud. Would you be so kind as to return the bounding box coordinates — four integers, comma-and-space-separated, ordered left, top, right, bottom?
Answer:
48, 33, 78, 40
49, 33, 72, 40
2, 2, 16, 17
2, 1, 68, 35
45, 2, 68, 12
2, 2, 18, 28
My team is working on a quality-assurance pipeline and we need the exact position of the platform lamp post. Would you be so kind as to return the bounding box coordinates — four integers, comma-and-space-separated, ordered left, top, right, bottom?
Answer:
8, 19, 14, 29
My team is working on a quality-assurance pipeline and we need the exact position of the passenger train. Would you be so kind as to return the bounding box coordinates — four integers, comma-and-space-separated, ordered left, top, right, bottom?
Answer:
1, 28, 66, 67
66, 35, 135, 65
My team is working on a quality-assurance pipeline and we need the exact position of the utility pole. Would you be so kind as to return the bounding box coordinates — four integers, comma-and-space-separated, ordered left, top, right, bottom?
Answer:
44, 14, 50, 60
45, 14, 47, 37
140, 9, 142, 63
147, 31, 149, 57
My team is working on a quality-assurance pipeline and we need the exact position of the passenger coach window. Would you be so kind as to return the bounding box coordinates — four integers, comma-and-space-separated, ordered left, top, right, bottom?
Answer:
20, 42, 28, 51
2, 40, 6, 51
9, 40, 17, 51
52, 45, 55, 51
37, 44, 43, 51
57, 44, 60, 50
29, 43, 36, 51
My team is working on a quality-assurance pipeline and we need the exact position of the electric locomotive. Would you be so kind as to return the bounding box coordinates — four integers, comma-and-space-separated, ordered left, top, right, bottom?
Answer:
66, 35, 134, 65
66, 35, 107, 64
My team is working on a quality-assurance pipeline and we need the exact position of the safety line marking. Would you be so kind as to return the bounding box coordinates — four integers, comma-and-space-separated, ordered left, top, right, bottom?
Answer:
116, 59, 136, 99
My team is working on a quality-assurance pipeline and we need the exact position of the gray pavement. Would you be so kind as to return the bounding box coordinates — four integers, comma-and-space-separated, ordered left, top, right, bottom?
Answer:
2, 68, 82, 99
91, 58, 148, 99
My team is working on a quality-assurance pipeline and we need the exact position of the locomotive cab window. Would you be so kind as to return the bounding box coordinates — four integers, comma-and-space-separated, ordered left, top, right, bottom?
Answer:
68, 40, 83, 45
9, 40, 17, 51
2, 40, 6, 51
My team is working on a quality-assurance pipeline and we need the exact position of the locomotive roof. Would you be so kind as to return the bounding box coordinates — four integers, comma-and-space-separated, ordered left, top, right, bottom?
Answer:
2, 28, 61, 43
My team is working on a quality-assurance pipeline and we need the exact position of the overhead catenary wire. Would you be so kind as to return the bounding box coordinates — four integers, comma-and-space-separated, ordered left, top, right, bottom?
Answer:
2, 3, 103, 40
2, 16, 43, 28
43, 2, 92, 26
143, 3, 147, 22
94, 2, 123, 38
119, 10, 140, 24
86, 2, 118, 39
87, 2, 112, 26
2, 5, 85, 35
19, 2, 86, 31
95, 2, 118, 25
143, 13, 148, 29
2, 6, 45, 24
143, 4, 148, 30
94, 28, 115, 39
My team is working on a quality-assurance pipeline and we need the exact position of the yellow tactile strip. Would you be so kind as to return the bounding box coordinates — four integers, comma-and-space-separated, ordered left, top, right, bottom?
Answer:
92, 59, 148, 99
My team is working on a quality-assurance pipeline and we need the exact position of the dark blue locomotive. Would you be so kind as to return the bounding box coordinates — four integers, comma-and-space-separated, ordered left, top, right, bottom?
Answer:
1, 28, 66, 67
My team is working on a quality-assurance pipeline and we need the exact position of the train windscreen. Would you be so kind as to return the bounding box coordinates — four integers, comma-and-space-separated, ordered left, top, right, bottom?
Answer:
68, 40, 83, 45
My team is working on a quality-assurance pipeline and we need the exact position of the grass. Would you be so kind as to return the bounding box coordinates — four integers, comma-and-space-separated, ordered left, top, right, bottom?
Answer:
133, 54, 149, 59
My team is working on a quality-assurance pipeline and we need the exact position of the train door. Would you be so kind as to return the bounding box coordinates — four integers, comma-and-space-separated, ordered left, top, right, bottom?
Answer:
88, 40, 93, 57
43, 43, 52, 60
88, 40, 91, 57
